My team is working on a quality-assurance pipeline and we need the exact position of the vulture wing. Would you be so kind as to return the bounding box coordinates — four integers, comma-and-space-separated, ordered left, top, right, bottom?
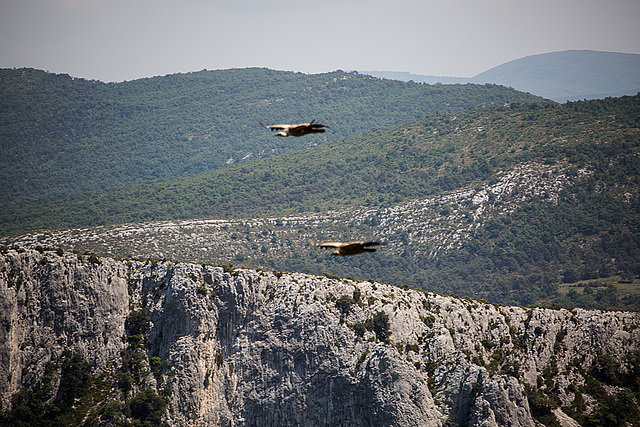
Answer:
308, 123, 330, 129
259, 121, 289, 131
312, 241, 348, 248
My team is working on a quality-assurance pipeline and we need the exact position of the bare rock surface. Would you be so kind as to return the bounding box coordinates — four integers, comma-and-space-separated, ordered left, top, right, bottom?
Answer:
1, 248, 639, 425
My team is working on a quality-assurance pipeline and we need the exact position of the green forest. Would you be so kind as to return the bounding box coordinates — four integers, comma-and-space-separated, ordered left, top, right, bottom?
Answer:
2, 95, 638, 232
3, 93, 639, 309
0, 67, 544, 206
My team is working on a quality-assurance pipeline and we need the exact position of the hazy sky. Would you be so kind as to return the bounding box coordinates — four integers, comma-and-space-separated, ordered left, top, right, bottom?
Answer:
1, 0, 639, 82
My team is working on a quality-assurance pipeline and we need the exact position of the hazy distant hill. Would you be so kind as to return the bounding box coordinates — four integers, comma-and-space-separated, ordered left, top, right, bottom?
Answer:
365, 50, 640, 102
0, 67, 543, 206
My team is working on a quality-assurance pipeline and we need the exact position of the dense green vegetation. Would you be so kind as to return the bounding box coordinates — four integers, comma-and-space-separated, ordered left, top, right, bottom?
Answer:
3, 93, 640, 309
0, 67, 544, 206
4, 95, 635, 234
542, 280, 640, 311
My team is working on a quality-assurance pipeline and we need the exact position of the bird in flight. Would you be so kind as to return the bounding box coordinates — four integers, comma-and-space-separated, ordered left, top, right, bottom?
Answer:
259, 120, 330, 137
311, 241, 386, 256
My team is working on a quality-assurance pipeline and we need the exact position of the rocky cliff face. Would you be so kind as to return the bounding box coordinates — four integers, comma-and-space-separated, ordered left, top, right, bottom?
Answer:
1, 248, 639, 426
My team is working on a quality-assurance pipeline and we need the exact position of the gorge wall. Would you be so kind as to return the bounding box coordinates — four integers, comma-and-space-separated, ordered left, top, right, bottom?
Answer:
1, 248, 639, 426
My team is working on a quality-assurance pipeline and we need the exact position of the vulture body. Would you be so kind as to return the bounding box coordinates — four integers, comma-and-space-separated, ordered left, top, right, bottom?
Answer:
311, 241, 386, 256
260, 120, 329, 137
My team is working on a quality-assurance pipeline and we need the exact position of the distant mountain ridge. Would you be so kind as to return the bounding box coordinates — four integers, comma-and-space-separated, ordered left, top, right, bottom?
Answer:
364, 50, 640, 102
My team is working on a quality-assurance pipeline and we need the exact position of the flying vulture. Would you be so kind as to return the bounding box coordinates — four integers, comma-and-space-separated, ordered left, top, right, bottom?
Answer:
311, 241, 386, 256
259, 120, 330, 137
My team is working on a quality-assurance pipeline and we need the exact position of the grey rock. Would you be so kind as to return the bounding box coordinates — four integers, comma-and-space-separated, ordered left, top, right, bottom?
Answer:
1, 248, 639, 426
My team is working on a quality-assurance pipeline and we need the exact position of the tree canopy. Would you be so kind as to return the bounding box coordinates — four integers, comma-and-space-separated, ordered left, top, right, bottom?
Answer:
0, 67, 545, 206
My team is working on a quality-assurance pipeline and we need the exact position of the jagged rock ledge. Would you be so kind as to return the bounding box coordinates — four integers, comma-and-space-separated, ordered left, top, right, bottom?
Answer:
1, 248, 638, 426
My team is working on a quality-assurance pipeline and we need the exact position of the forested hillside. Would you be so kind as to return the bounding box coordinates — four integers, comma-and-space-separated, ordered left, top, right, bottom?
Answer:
5, 95, 640, 309
0, 67, 544, 205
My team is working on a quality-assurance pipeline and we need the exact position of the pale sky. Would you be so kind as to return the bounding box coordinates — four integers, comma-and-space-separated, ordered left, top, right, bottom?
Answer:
1, 0, 639, 82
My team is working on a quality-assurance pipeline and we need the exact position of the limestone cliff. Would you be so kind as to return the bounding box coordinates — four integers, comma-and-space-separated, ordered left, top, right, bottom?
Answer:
1, 248, 639, 426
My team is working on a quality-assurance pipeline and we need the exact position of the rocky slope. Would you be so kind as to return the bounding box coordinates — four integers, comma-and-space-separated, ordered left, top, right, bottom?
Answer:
7, 160, 575, 264
1, 248, 639, 426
